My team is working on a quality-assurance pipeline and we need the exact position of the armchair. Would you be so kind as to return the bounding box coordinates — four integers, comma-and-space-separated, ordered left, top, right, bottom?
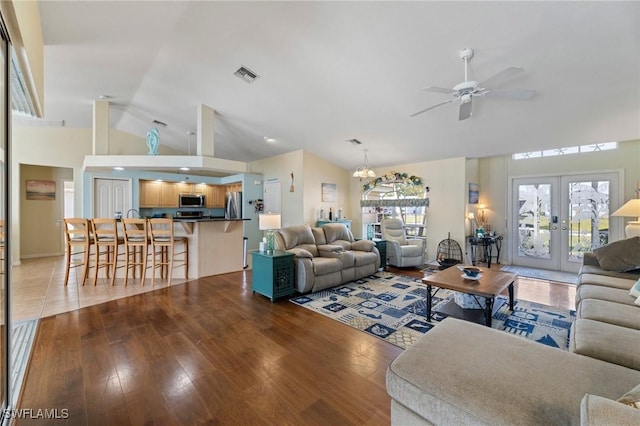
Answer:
381, 218, 425, 268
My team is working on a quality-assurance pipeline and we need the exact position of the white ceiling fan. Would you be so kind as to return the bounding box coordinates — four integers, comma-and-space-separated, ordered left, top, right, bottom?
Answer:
411, 48, 536, 120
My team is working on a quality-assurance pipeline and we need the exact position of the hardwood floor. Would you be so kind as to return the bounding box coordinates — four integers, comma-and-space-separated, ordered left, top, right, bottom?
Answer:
17, 264, 575, 425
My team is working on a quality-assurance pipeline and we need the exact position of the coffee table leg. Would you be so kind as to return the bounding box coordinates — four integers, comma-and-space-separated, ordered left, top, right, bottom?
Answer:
426, 284, 432, 321
508, 282, 514, 310
485, 297, 493, 327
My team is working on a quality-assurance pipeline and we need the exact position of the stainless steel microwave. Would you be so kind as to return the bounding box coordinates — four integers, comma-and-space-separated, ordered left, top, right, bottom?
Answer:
179, 194, 205, 208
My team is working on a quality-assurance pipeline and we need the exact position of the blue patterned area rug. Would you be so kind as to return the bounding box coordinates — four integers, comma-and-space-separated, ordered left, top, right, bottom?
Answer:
291, 272, 575, 350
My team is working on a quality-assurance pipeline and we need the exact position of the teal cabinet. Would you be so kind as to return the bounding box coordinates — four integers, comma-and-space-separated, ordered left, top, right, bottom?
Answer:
316, 219, 352, 230
251, 250, 295, 302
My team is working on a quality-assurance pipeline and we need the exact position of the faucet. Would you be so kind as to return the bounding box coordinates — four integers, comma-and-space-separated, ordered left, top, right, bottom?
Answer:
127, 209, 140, 218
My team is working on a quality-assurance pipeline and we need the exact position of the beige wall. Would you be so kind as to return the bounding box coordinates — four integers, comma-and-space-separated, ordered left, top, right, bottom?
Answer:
249, 150, 305, 228
349, 157, 468, 263
303, 151, 352, 226
478, 139, 640, 264
20, 164, 73, 258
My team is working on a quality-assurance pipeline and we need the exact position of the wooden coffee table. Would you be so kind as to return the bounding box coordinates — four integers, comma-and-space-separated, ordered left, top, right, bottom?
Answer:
422, 266, 516, 327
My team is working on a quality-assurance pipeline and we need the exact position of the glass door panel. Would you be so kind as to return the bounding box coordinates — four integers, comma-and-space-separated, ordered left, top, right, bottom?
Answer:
512, 173, 619, 273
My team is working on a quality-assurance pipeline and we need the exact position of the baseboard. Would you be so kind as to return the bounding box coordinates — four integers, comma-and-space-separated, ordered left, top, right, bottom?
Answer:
20, 252, 63, 260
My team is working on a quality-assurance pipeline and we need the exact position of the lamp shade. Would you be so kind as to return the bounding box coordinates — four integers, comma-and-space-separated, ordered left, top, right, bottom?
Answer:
611, 199, 640, 219
259, 213, 281, 230
611, 199, 640, 238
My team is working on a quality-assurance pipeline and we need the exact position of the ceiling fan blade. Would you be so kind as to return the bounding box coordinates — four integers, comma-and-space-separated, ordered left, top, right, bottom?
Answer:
478, 67, 524, 88
458, 99, 472, 121
423, 86, 455, 94
483, 89, 536, 99
410, 99, 454, 117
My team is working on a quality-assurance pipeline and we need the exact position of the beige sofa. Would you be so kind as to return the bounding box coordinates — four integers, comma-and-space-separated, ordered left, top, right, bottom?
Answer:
274, 223, 380, 293
386, 237, 640, 425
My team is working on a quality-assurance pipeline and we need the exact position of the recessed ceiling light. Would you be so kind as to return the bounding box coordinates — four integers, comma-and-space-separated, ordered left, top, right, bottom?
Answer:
179, 167, 190, 171
264, 136, 276, 143
113, 166, 124, 171
99, 95, 111, 100
156, 179, 163, 182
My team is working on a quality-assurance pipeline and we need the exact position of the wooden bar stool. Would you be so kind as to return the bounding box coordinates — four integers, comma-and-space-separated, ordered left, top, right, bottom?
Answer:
63, 218, 94, 286
91, 218, 122, 286
121, 218, 149, 285
148, 218, 189, 286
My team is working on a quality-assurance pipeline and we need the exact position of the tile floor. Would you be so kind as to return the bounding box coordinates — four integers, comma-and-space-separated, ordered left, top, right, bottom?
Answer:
11, 256, 187, 321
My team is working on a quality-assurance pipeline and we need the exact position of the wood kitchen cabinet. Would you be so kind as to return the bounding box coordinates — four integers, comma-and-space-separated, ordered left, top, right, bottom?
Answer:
225, 183, 242, 193
139, 180, 162, 207
161, 182, 180, 208
205, 185, 225, 208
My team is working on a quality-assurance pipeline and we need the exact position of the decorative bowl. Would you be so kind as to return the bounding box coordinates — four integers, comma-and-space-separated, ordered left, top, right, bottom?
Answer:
462, 267, 481, 278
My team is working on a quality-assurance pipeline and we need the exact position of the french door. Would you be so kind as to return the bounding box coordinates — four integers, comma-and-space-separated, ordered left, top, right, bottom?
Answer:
511, 172, 620, 273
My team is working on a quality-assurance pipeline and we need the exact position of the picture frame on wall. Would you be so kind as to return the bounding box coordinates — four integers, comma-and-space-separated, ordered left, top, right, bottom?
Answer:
321, 183, 336, 202
26, 180, 56, 201
468, 183, 479, 204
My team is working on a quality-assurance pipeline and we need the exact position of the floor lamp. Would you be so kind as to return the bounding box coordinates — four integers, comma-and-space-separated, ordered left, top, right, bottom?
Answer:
611, 199, 640, 238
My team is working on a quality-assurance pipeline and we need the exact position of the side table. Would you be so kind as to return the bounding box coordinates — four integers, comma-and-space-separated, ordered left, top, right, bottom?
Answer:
372, 239, 387, 270
251, 250, 295, 302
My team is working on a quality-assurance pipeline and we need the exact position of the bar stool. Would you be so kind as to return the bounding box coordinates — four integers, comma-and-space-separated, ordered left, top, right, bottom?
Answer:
63, 218, 93, 286
91, 218, 122, 286
121, 218, 149, 285
148, 218, 189, 285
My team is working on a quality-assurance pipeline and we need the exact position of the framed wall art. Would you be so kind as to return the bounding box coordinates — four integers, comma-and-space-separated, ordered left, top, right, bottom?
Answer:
468, 183, 479, 204
321, 183, 336, 202
26, 180, 56, 201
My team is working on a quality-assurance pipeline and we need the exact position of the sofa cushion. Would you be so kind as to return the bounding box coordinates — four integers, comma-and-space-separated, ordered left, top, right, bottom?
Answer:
578, 273, 636, 290
618, 383, 640, 409
569, 319, 640, 370
577, 299, 640, 330
311, 257, 343, 276
581, 394, 640, 425
322, 223, 353, 244
400, 244, 423, 258
278, 225, 320, 256
287, 248, 313, 258
387, 318, 640, 426
352, 250, 378, 267
576, 284, 640, 307
351, 239, 375, 252
593, 237, 640, 272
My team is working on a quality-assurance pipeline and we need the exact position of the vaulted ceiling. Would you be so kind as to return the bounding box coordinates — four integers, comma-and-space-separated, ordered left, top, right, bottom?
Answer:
28, 1, 640, 171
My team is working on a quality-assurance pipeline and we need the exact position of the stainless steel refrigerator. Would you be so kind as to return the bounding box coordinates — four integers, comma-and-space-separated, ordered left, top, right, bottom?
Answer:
225, 191, 242, 219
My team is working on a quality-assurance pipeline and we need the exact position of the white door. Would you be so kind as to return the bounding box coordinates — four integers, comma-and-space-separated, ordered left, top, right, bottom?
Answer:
511, 172, 619, 273
94, 178, 132, 218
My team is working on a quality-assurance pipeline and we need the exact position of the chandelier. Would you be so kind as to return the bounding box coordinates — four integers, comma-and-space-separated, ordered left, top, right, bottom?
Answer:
353, 149, 376, 178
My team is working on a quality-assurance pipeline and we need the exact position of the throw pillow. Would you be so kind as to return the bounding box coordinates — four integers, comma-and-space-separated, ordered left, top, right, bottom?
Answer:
618, 383, 640, 409
630, 279, 640, 298
593, 237, 640, 272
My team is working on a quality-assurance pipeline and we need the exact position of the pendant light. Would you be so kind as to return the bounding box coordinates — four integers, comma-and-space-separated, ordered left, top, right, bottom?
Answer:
353, 149, 376, 178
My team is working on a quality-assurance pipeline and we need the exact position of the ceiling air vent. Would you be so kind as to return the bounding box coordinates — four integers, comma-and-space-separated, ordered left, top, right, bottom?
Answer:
234, 66, 259, 83
347, 138, 362, 145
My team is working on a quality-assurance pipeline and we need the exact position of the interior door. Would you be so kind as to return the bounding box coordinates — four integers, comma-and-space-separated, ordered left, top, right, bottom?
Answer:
93, 178, 131, 218
511, 173, 619, 273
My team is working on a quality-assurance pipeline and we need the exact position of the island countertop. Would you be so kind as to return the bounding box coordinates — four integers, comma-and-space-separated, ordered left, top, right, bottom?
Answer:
172, 217, 251, 223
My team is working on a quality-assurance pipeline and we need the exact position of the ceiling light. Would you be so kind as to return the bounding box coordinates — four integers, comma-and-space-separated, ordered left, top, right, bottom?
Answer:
99, 95, 111, 100
113, 166, 124, 171
180, 167, 190, 171
264, 137, 276, 143
353, 149, 376, 179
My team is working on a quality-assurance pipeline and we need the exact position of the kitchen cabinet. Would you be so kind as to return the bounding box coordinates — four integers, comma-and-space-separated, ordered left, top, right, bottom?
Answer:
225, 183, 242, 193
177, 182, 206, 194
205, 185, 225, 208
140, 180, 162, 207
161, 182, 180, 208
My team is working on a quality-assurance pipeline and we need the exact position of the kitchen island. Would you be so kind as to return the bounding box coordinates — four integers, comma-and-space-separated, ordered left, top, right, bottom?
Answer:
173, 218, 250, 278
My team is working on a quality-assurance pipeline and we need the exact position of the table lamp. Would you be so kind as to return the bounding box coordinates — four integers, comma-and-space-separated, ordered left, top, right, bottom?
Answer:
611, 199, 640, 238
259, 213, 281, 252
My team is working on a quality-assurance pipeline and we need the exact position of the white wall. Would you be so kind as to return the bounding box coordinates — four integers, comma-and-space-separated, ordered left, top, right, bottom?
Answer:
303, 151, 352, 226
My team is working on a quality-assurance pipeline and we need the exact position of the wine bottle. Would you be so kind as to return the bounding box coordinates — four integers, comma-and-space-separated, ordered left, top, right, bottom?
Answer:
329, 207, 333, 221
